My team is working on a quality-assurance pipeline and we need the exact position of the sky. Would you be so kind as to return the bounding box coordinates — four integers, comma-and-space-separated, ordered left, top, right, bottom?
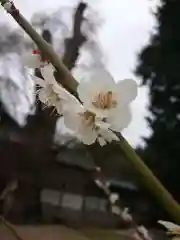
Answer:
0, 0, 160, 147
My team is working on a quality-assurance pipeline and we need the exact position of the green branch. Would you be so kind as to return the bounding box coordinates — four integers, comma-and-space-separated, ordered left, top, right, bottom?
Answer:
118, 134, 180, 223
1, 0, 180, 223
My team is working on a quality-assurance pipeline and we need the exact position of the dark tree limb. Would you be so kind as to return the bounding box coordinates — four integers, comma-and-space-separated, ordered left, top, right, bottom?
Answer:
54, 2, 87, 96
62, 2, 87, 70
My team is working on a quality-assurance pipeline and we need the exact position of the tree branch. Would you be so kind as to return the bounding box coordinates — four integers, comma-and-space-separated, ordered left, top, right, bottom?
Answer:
62, 2, 87, 70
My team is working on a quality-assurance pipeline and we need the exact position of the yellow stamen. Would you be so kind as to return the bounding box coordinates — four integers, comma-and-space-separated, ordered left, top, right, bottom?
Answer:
79, 111, 96, 127
92, 91, 117, 109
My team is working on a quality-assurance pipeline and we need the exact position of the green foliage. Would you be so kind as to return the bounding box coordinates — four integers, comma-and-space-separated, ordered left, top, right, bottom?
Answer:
135, 0, 180, 197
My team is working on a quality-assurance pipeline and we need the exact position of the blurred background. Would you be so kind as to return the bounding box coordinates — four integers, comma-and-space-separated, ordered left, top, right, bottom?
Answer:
0, 0, 179, 237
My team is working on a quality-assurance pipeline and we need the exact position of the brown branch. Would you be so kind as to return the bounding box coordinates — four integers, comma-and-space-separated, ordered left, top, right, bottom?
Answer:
62, 2, 87, 70
54, 2, 87, 95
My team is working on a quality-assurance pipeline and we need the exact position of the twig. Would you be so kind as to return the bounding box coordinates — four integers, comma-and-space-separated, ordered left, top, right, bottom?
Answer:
62, 2, 87, 70
91, 167, 151, 240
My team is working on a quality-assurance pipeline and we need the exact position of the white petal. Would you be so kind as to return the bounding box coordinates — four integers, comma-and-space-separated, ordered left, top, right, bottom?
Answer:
112, 206, 121, 215
63, 110, 80, 132
38, 89, 48, 104
33, 76, 46, 88
109, 193, 119, 204
122, 208, 132, 222
98, 137, 107, 146
108, 106, 132, 132
53, 83, 80, 107
63, 100, 84, 115
88, 68, 116, 90
94, 179, 103, 188
158, 221, 180, 232
95, 119, 110, 130
22, 53, 41, 68
116, 79, 138, 105
77, 68, 116, 104
79, 129, 97, 145
55, 102, 63, 114
137, 226, 151, 240
98, 128, 119, 143
41, 64, 55, 83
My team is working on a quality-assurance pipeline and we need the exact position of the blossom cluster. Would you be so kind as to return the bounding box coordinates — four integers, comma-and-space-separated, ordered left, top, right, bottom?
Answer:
158, 220, 180, 240
23, 50, 138, 146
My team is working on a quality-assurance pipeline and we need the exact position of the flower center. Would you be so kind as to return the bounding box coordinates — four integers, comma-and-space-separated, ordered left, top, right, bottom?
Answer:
92, 91, 117, 109
79, 111, 96, 127
48, 87, 59, 104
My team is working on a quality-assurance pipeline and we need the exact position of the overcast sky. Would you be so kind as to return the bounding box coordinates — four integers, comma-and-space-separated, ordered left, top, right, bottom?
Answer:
0, 0, 160, 147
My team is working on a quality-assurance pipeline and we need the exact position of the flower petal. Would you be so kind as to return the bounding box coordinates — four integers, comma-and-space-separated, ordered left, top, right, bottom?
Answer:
53, 82, 80, 107
116, 79, 138, 105
98, 136, 107, 146
98, 128, 119, 143
38, 89, 48, 104
33, 76, 46, 88
63, 110, 80, 132
41, 64, 55, 83
79, 128, 97, 145
55, 101, 63, 115
158, 220, 180, 232
77, 68, 116, 105
22, 53, 41, 68
95, 119, 110, 130
109, 193, 119, 204
88, 68, 116, 90
108, 106, 132, 132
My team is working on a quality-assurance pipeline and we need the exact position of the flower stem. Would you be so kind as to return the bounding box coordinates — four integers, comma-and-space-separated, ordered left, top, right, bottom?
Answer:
118, 134, 180, 224
1, 0, 180, 224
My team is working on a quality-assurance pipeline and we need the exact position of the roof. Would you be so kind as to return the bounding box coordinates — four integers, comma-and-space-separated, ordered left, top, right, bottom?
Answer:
109, 179, 138, 191
55, 139, 139, 187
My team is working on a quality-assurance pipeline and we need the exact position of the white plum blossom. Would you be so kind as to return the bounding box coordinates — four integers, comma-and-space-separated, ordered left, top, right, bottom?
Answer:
34, 64, 78, 114
63, 99, 119, 145
137, 226, 152, 240
109, 193, 119, 204
158, 220, 180, 236
77, 68, 137, 132
121, 207, 132, 222
63, 102, 101, 145
111, 205, 121, 215
23, 49, 49, 68
94, 179, 104, 188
